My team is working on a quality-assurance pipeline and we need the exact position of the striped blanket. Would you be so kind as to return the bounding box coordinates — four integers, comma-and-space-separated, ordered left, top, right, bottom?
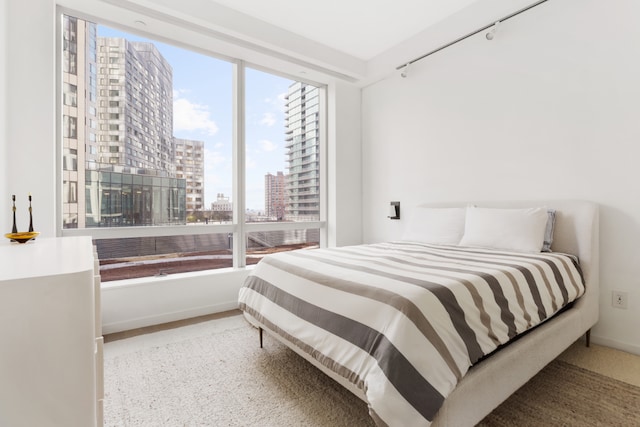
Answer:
238, 241, 584, 426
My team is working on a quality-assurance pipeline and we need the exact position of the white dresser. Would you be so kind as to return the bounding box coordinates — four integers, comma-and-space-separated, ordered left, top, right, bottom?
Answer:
0, 236, 103, 427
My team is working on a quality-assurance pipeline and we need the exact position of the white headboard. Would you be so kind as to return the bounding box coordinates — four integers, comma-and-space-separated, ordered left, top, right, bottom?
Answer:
416, 200, 599, 312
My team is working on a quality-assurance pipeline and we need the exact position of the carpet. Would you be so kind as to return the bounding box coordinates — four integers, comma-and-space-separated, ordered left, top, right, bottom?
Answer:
104, 315, 640, 426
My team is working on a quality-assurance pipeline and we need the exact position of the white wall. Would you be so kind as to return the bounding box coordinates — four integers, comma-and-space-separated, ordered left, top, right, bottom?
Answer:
5, 0, 57, 237
101, 268, 250, 334
362, 0, 640, 355
0, 0, 8, 235
327, 80, 363, 247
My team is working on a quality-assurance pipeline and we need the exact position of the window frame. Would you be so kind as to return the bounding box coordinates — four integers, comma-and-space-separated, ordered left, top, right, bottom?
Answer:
56, 10, 327, 275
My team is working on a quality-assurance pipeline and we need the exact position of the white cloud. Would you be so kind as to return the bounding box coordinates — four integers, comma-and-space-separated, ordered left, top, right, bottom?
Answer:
260, 112, 276, 127
265, 93, 287, 112
258, 139, 277, 152
173, 96, 219, 136
204, 147, 226, 169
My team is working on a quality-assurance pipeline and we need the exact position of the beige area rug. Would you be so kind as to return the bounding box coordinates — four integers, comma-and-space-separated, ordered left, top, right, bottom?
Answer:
104, 315, 640, 426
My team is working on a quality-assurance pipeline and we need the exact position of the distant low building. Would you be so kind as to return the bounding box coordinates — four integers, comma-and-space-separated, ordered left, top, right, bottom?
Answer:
84, 168, 186, 227
211, 193, 232, 222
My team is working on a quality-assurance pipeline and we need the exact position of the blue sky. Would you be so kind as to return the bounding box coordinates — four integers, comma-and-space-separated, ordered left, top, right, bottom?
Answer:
98, 26, 293, 212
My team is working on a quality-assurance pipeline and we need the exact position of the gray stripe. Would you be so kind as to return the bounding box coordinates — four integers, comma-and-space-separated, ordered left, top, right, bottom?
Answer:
263, 255, 464, 379
285, 251, 486, 363
239, 303, 367, 390
336, 247, 503, 346
328, 246, 520, 343
394, 242, 584, 321
554, 255, 584, 295
243, 276, 446, 421
347, 245, 537, 330
391, 243, 547, 333
420, 245, 582, 315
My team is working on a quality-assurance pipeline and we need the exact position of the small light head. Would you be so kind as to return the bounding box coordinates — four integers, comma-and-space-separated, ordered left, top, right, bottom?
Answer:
401, 63, 410, 78
486, 21, 499, 41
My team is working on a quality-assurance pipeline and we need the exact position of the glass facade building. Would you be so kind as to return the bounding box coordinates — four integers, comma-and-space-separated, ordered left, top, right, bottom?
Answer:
85, 169, 186, 227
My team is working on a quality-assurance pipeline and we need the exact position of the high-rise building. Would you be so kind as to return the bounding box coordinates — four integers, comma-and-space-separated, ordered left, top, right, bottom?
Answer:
62, 17, 187, 228
96, 38, 174, 174
62, 16, 98, 228
284, 82, 320, 221
265, 171, 287, 220
175, 138, 205, 211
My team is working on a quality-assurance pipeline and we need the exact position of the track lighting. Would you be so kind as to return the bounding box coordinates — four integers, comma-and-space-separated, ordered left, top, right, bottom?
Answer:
396, 0, 551, 70
486, 21, 499, 40
400, 63, 410, 78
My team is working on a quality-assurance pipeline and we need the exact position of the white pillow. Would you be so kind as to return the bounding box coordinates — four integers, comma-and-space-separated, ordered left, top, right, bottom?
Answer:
459, 206, 548, 253
401, 207, 466, 245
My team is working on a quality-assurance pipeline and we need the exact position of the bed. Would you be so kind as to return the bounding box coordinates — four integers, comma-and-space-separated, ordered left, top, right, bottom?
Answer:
238, 200, 599, 426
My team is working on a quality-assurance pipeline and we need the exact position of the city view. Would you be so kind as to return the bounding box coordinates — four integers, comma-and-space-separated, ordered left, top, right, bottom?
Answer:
62, 15, 321, 280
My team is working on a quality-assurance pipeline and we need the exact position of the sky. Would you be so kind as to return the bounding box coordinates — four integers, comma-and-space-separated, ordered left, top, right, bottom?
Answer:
97, 26, 294, 212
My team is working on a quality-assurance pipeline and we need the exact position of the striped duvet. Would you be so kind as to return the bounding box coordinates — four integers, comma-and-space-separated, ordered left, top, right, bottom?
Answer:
238, 241, 585, 426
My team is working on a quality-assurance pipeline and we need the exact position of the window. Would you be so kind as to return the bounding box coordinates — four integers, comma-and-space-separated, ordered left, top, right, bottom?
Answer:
64, 115, 77, 138
63, 83, 77, 107
60, 14, 324, 281
244, 68, 321, 264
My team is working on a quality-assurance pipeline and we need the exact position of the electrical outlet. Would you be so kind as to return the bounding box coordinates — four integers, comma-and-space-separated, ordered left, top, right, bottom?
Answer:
612, 291, 628, 309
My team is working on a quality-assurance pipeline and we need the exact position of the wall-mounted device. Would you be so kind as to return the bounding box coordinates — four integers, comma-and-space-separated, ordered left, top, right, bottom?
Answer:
388, 201, 400, 220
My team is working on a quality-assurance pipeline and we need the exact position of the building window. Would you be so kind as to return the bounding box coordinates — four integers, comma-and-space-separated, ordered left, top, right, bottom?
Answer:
64, 115, 77, 138
59, 14, 324, 281
63, 83, 78, 107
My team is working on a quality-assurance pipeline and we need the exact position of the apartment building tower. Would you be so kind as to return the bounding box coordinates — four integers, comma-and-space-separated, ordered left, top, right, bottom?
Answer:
175, 138, 205, 211
265, 171, 287, 220
62, 16, 98, 228
284, 82, 320, 221
62, 17, 187, 228
96, 38, 174, 174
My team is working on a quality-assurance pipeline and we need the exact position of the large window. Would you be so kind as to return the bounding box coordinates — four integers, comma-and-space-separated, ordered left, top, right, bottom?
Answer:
244, 68, 321, 264
60, 14, 324, 281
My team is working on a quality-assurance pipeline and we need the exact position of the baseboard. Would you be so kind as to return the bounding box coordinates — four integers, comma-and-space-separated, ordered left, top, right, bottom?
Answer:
591, 334, 640, 356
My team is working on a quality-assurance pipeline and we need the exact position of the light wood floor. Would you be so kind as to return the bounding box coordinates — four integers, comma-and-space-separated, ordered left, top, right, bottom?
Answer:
558, 340, 640, 387
105, 311, 640, 387
103, 310, 242, 343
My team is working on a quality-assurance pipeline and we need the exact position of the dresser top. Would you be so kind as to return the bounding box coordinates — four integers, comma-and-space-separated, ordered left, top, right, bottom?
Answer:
0, 236, 95, 281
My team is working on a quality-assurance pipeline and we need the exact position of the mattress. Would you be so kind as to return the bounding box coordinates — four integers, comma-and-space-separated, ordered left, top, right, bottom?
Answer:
238, 241, 585, 426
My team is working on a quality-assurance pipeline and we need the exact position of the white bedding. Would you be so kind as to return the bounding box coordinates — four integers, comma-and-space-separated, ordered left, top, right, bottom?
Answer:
238, 241, 585, 426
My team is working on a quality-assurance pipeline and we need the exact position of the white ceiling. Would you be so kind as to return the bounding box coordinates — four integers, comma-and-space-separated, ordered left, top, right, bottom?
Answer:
207, 0, 483, 61
79, 0, 538, 84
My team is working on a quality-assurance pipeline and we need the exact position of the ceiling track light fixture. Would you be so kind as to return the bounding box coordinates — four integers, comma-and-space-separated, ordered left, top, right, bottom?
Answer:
395, 0, 550, 72
485, 21, 499, 40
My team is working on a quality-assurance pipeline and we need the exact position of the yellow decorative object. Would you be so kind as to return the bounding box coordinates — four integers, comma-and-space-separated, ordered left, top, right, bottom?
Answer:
4, 231, 39, 244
